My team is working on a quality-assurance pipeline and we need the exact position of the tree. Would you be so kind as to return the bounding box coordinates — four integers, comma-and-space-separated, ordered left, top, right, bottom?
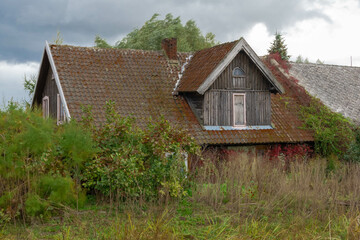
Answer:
295, 55, 304, 63
268, 32, 290, 61
95, 13, 218, 52
24, 74, 37, 97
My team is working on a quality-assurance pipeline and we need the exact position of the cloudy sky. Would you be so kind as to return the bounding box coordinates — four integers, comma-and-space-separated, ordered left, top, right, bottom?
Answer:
1, 0, 360, 104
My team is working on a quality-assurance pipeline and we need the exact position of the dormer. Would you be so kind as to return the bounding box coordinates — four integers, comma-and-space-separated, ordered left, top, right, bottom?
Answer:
174, 38, 284, 130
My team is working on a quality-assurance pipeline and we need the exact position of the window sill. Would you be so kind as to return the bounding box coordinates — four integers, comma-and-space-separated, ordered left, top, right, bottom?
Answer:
203, 125, 273, 131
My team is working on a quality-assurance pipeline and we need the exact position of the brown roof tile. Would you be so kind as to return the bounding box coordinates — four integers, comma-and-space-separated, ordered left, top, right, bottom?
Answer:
176, 41, 238, 92
49, 44, 313, 145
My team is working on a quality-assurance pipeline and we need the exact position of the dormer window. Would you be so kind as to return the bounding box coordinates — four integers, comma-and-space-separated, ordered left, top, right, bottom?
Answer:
232, 67, 247, 88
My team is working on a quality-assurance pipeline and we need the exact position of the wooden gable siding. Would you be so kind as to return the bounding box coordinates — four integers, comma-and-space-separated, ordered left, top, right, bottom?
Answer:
42, 66, 59, 119
203, 50, 272, 126
210, 50, 270, 90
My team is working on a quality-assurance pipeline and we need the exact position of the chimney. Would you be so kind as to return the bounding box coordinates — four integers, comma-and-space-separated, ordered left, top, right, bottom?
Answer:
161, 38, 177, 60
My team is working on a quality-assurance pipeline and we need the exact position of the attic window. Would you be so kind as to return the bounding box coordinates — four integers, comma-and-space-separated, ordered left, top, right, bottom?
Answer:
232, 67, 245, 77
232, 67, 247, 89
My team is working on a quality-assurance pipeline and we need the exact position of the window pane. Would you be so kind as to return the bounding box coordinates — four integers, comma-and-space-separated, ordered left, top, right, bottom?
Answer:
233, 67, 245, 77
234, 95, 245, 126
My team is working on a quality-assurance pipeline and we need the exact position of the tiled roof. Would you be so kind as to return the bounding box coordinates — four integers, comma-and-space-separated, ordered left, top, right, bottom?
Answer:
49, 44, 313, 145
176, 41, 238, 92
289, 63, 360, 124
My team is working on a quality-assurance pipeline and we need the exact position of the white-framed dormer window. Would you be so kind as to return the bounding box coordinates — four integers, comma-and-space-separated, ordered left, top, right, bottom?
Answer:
42, 96, 49, 119
233, 93, 246, 127
57, 94, 66, 125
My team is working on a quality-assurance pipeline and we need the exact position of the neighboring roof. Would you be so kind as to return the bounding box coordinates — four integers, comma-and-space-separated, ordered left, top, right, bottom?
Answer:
176, 38, 285, 94
33, 43, 313, 145
289, 62, 360, 123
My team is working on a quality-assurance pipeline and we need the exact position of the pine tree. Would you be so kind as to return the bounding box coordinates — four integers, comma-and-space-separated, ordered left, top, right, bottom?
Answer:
268, 32, 290, 61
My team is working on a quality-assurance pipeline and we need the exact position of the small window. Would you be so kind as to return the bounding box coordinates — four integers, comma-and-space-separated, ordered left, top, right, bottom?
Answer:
57, 94, 66, 124
232, 67, 245, 78
42, 96, 49, 118
232, 67, 247, 88
233, 93, 246, 127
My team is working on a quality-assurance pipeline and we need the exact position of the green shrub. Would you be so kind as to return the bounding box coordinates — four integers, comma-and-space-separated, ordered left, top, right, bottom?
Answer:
25, 194, 49, 217
300, 98, 355, 157
82, 101, 199, 201
0, 103, 94, 221
36, 175, 86, 208
344, 127, 360, 162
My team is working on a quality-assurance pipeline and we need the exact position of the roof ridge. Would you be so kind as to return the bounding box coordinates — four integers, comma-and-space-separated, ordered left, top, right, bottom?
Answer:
290, 61, 360, 69
193, 40, 239, 53
49, 44, 198, 55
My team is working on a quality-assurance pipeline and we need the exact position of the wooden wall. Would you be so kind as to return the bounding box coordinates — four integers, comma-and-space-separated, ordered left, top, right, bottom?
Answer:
42, 67, 59, 119
185, 93, 204, 123
188, 50, 272, 126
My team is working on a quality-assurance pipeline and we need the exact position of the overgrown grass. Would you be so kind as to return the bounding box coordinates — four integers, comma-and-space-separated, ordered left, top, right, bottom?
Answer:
3, 153, 360, 239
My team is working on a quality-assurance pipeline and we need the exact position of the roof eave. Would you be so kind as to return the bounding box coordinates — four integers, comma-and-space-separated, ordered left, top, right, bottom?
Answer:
45, 42, 71, 121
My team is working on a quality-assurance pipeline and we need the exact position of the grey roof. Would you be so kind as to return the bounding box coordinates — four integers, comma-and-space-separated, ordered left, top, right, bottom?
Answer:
289, 62, 360, 123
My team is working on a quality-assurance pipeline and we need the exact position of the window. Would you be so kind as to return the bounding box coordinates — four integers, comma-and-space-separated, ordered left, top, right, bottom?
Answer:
57, 94, 66, 124
233, 93, 246, 127
232, 67, 245, 77
232, 67, 246, 88
42, 96, 49, 118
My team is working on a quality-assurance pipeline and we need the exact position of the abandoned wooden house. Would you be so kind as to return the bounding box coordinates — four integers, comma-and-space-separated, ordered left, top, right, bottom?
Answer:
32, 38, 314, 154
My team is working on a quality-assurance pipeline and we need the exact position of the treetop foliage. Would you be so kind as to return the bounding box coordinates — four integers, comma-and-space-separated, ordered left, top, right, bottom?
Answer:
295, 55, 324, 64
95, 13, 218, 52
268, 32, 290, 61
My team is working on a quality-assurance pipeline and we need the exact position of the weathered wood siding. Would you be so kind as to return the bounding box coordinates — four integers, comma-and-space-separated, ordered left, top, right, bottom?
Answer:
184, 93, 204, 123
202, 50, 272, 126
42, 67, 59, 119
210, 50, 270, 91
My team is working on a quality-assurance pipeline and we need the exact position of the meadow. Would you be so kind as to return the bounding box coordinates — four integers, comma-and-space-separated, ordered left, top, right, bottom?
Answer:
1, 102, 360, 239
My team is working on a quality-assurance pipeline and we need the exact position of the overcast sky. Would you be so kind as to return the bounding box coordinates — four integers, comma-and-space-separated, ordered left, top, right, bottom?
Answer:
1, 0, 360, 104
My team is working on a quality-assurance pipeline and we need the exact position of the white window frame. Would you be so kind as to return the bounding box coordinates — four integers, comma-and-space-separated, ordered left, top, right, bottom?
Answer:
42, 96, 49, 119
233, 93, 246, 127
57, 94, 65, 125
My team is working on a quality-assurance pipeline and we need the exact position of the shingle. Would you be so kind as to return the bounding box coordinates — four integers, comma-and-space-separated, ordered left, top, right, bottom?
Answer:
177, 41, 238, 92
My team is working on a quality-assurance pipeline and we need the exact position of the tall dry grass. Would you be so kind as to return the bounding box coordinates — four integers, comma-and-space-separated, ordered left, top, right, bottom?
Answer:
193, 151, 360, 222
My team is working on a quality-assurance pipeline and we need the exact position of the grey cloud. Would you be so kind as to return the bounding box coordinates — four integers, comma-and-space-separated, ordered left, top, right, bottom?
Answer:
0, 0, 331, 62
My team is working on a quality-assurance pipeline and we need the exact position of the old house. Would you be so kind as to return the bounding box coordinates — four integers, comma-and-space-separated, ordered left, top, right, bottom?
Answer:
32, 38, 313, 153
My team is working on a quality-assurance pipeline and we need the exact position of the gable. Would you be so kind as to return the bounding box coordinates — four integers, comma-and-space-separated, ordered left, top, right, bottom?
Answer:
32, 42, 71, 121
210, 50, 271, 91
176, 38, 284, 95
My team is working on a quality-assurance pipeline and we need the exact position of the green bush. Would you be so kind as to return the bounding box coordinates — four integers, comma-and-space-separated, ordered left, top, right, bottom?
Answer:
300, 98, 355, 157
0, 103, 95, 220
82, 101, 199, 201
344, 127, 360, 162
